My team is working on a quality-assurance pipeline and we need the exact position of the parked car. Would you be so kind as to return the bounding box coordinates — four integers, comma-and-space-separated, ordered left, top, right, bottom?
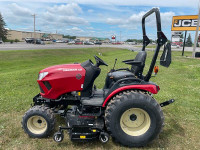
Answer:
0, 40, 3, 44
68, 41, 75, 44
171, 43, 180, 48
94, 41, 102, 45
63, 40, 69, 43
128, 42, 137, 45
25, 38, 35, 44
75, 41, 83, 45
112, 42, 122, 45
84, 41, 94, 45
36, 39, 45, 45
56, 40, 64, 43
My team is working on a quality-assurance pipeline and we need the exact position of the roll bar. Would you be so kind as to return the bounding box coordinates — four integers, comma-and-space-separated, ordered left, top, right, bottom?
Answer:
141, 8, 168, 82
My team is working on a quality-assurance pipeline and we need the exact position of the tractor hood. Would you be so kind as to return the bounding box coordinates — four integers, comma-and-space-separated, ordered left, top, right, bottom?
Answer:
37, 64, 86, 99
40, 64, 84, 74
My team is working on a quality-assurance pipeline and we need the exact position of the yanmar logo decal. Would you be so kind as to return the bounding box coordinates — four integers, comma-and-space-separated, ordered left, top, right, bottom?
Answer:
57, 68, 82, 72
172, 15, 200, 31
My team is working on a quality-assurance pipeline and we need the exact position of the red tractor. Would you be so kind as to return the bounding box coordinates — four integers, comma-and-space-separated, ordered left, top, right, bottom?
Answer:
22, 8, 174, 147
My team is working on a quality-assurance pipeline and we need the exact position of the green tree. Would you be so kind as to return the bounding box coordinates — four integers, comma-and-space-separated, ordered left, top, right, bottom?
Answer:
0, 13, 7, 41
167, 40, 171, 43
126, 39, 134, 42
126, 39, 143, 43
63, 35, 76, 39
180, 33, 183, 39
186, 34, 192, 47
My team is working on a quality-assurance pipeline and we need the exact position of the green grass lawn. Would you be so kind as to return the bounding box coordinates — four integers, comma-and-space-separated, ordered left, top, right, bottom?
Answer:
0, 47, 200, 150
135, 45, 157, 49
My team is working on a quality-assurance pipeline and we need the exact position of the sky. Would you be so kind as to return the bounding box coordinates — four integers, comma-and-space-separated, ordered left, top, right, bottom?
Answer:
0, 0, 199, 41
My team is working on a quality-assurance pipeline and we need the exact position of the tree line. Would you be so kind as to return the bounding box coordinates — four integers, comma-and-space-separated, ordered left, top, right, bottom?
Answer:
0, 13, 7, 41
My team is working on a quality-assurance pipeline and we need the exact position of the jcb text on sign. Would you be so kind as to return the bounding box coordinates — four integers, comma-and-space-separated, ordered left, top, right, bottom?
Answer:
171, 15, 200, 31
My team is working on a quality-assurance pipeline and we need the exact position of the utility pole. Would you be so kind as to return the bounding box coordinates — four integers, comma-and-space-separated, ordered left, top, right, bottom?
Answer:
32, 14, 36, 44
192, 1, 200, 58
182, 31, 187, 56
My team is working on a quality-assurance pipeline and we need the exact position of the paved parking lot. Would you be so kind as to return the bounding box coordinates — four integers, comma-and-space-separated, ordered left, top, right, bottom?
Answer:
0, 42, 141, 51
0, 42, 199, 52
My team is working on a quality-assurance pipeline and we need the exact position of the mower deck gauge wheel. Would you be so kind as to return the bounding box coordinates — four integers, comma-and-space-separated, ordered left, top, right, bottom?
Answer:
99, 132, 109, 143
53, 132, 64, 142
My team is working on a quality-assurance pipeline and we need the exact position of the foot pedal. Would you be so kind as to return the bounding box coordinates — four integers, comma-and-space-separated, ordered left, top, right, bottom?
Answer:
160, 99, 175, 107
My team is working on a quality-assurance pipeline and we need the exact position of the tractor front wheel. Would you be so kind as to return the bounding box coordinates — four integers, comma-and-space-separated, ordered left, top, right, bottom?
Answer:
105, 91, 164, 147
22, 105, 55, 138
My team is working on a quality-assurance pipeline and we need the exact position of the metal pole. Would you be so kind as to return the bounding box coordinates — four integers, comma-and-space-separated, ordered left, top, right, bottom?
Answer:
192, 1, 200, 57
32, 14, 36, 44
171, 31, 173, 43
182, 31, 187, 56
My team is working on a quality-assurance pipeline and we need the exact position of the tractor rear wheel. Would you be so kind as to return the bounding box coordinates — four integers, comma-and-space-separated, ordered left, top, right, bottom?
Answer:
22, 105, 55, 138
105, 91, 164, 147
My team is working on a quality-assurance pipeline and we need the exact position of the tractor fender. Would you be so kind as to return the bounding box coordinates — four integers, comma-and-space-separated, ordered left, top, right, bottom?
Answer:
102, 84, 159, 107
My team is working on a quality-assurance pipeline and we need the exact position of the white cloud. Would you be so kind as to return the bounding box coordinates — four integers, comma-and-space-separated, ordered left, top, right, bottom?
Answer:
65, 27, 87, 35
43, 11, 57, 22
3, 2, 88, 33
9, 3, 33, 17
47, 3, 82, 16
88, 9, 94, 13
69, 0, 198, 8
42, 3, 88, 26
86, 26, 94, 30
106, 10, 175, 30
106, 18, 123, 25
161, 11, 176, 27
0, 0, 198, 8
58, 16, 88, 25
72, 27, 83, 32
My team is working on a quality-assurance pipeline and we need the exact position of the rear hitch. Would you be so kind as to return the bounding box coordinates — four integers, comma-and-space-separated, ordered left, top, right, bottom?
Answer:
160, 99, 175, 107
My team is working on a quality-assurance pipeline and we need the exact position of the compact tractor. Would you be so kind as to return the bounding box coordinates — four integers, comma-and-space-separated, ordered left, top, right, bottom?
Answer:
22, 8, 174, 147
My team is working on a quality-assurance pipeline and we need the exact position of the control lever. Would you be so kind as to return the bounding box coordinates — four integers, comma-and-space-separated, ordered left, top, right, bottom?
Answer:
110, 59, 117, 72
113, 58, 117, 70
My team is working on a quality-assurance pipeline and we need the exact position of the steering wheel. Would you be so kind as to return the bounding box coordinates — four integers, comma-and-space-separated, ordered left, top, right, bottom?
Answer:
94, 55, 108, 67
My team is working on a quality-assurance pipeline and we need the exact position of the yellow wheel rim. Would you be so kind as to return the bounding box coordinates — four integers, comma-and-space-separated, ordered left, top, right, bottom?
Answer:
120, 108, 151, 136
27, 115, 47, 134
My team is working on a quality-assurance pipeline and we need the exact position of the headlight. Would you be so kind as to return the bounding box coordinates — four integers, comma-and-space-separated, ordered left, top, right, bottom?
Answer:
38, 72, 48, 80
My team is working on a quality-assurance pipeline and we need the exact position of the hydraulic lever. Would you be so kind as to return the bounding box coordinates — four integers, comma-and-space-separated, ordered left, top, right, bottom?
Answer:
110, 59, 117, 72
113, 58, 117, 70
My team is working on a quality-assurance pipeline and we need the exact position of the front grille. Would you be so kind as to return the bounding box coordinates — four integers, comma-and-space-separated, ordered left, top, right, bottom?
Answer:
39, 85, 44, 93
43, 81, 52, 90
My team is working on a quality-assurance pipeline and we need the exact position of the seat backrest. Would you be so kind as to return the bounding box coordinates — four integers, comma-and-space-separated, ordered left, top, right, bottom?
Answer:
131, 51, 147, 78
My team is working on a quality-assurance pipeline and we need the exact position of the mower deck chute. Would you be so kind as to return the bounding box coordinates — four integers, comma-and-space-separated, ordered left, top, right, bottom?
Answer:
22, 8, 174, 147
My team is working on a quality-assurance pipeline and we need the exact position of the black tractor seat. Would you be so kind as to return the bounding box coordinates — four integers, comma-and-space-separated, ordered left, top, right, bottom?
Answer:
104, 51, 147, 89
119, 51, 147, 79
108, 51, 147, 81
